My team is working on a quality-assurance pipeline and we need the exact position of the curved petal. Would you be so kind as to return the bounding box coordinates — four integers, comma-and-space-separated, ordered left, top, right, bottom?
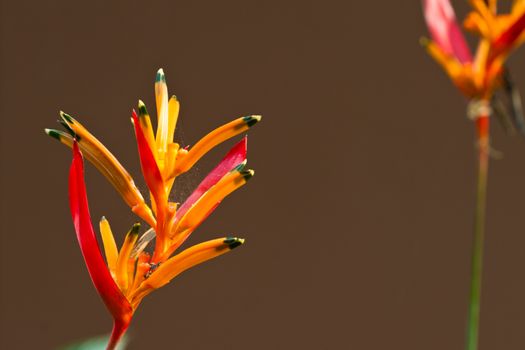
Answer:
492, 10, 525, 57
171, 116, 260, 177
130, 237, 245, 303
165, 168, 254, 258
175, 136, 248, 222
423, 0, 472, 64
59, 112, 149, 217
132, 110, 168, 215
69, 142, 132, 322
155, 68, 170, 161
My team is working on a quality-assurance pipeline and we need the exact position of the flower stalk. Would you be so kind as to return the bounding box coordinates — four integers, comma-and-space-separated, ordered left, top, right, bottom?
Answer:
107, 319, 130, 350
466, 104, 490, 350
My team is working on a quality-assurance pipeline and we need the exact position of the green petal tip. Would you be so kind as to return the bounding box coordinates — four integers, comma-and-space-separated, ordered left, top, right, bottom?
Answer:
224, 237, 245, 249
243, 115, 262, 127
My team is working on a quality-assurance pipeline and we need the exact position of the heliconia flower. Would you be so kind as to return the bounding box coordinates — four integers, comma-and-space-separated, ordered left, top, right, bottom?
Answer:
421, 0, 525, 100
47, 69, 260, 349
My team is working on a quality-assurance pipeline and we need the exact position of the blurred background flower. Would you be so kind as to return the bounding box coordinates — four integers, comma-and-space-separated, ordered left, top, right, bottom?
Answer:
421, 2, 525, 350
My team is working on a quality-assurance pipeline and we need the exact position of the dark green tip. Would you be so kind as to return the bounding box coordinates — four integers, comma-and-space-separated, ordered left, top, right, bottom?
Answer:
60, 111, 75, 124
232, 161, 247, 172
138, 100, 149, 117
243, 115, 262, 127
130, 223, 141, 235
58, 119, 78, 140
224, 237, 245, 250
156, 69, 166, 83
45, 128, 62, 141
240, 169, 255, 181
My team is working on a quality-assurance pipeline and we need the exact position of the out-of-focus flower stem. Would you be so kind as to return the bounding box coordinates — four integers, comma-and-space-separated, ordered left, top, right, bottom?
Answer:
107, 319, 130, 350
465, 109, 490, 350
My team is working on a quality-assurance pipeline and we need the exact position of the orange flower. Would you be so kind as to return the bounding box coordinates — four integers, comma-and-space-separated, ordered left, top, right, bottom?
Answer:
422, 0, 525, 99
46, 69, 260, 349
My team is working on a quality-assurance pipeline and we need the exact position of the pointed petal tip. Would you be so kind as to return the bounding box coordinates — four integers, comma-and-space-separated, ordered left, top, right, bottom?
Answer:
241, 169, 255, 181
130, 223, 141, 235
137, 101, 148, 116
224, 237, 245, 249
156, 69, 166, 82
59, 111, 74, 124
231, 160, 248, 172
45, 128, 62, 140
243, 115, 262, 127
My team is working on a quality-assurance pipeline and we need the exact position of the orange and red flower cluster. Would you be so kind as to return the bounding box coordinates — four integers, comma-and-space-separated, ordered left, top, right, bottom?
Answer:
422, 0, 525, 99
46, 69, 260, 349
422, 0, 525, 150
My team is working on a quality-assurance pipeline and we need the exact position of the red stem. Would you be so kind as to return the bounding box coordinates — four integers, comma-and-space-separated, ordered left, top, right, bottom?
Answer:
106, 319, 130, 350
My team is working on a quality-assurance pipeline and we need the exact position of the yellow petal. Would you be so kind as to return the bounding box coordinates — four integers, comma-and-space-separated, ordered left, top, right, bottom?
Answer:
116, 223, 140, 294
167, 95, 180, 145
99, 216, 119, 277
164, 143, 180, 191
155, 68, 169, 166
487, 0, 496, 14
421, 38, 478, 96
513, 0, 525, 14
137, 100, 157, 160
469, 0, 496, 34
474, 39, 490, 89
464, 12, 491, 37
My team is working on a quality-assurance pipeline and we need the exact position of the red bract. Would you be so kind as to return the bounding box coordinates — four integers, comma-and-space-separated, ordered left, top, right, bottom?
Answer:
131, 110, 166, 207
69, 142, 133, 348
492, 10, 525, 58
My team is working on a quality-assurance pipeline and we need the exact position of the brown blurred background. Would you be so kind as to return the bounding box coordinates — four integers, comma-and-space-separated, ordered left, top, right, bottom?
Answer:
1, 1, 525, 349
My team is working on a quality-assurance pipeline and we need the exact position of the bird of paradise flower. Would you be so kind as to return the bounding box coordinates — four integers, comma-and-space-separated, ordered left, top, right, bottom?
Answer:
46, 69, 261, 349
421, 1, 525, 350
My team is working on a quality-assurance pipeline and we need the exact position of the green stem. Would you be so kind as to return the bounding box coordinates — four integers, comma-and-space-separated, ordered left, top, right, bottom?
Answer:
465, 116, 490, 350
